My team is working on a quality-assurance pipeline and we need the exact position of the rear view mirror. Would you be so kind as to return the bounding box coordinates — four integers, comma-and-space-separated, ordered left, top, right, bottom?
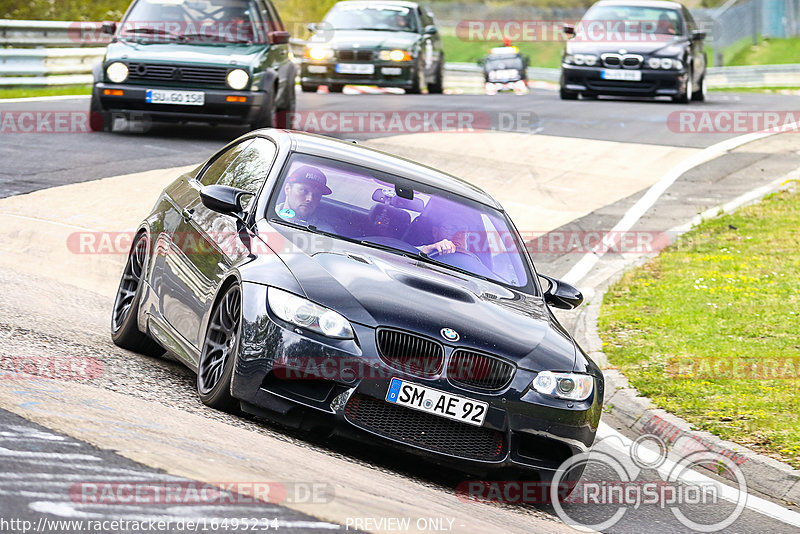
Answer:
563, 24, 575, 35
691, 30, 706, 41
371, 188, 424, 212
200, 185, 252, 217
539, 274, 584, 310
423, 25, 438, 35
101, 21, 117, 35
268, 31, 291, 45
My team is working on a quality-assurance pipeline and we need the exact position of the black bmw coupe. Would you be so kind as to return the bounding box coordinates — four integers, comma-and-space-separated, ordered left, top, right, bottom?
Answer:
111, 130, 604, 486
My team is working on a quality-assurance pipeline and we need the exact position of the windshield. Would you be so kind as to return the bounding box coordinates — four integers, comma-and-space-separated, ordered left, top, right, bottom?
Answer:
120, 0, 263, 43
323, 3, 418, 32
581, 5, 684, 37
486, 56, 524, 70
268, 153, 533, 290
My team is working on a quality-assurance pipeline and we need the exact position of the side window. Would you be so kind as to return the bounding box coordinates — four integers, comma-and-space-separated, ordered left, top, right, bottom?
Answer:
264, 0, 285, 31
682, 7, 697, 32
419, 8, 433, 28
217, 137, 278, 211
199, 140, 254, 187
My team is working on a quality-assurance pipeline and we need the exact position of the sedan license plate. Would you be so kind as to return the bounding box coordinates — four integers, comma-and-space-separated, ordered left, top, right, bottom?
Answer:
385, 378, 487, 426
601, 70, 642, 82
336, 63, 374, 75
146, 89, 205, 106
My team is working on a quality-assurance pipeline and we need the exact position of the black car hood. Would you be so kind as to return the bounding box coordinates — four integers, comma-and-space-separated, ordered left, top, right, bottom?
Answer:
313, 29, 419, 50
255, 228, 577, 372
566, 37, 686, 56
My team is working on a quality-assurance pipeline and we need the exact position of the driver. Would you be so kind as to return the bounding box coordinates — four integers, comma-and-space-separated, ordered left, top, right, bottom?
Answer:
276, 165, 332, 226
656, 13, 676, 35
393, 12, 409, 29
420, 218, 470, 256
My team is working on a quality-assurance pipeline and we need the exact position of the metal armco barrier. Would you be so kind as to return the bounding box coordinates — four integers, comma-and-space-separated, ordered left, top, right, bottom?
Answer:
2, 20, 799, 88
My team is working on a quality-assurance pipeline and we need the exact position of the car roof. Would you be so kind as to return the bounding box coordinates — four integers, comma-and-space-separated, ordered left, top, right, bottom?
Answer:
262, 130, 503, 210
334, 0, 421, 8
592, 0, 684, 9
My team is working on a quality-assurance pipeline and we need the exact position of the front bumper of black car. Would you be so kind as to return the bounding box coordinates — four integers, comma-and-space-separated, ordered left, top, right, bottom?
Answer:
93, 82, 265, 124
561, 64, 688, 97
300, 61, 417, 88
232, 282, 604, 479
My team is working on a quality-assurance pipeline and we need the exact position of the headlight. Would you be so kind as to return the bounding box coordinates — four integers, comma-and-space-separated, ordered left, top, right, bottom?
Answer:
226, 69, 249, 90
106, 62, 128, 83
647, 57, 683, 70
564, 54, 597, 66
532, 371, 593, 401
268, 288, 354, 339
305, 46, 334, 61
379, 49, 412, 62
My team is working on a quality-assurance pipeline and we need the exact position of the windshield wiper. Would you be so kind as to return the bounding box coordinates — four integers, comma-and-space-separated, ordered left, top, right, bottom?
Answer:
180, 31, 253, 44
123, 27, 185, 41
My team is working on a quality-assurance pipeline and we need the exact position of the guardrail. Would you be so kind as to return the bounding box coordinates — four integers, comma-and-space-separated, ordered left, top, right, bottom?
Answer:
3, 19, 800, 89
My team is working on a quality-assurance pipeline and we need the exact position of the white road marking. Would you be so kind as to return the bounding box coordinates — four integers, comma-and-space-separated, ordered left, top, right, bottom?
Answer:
0, 447, 101, 461
563, 121, 800, 285
0, 95, 91, 104
597, 422, 800, 527
0, 474, 180, 482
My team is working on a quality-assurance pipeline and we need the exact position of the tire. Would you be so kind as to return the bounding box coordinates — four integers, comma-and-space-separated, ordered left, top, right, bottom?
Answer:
197, 283, 242, 413
89, 91, 112, 132
560, 86, 578, 100
328, 84, 344, 93
427, 60, 445, 94
407, 61, 425, 94
692, 73, 706, 102
301, 83, 318, 93
111, 232, 163, 356
251, 89, 277, 129
276, 83, 296, 129
673, 68, 692, 104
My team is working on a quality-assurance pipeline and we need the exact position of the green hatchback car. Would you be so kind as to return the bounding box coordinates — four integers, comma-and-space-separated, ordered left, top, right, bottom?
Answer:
90, 0, 295, 132
300, 1, 444, 94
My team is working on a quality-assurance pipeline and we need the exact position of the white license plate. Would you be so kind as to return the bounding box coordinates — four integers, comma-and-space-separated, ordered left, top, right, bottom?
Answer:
601, 70, 642, 81
336, 63, 375, 75
385, 378, 488, 426
145, 89, 205, 106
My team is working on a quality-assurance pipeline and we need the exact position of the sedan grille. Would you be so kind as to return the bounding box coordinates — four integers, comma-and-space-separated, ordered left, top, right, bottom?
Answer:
447, 350, 515, 391
344, 394, 506, 461
376, 329, 444, 377
338, 50, 373, 61
127, 63, 230, 87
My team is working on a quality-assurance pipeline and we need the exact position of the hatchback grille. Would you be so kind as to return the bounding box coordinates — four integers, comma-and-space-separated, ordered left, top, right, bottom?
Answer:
376, 329, 444, 377
127, 63, 229, 86
338, 50, 373, 61
447, 350, 515, 391
345, 394, 506, 461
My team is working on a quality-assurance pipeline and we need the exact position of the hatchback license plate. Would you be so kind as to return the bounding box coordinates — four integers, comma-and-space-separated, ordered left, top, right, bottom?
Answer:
601, 70, 642, 81
385, 378, 488, 426
336, 63, 374, 75
146, 89, 205, 106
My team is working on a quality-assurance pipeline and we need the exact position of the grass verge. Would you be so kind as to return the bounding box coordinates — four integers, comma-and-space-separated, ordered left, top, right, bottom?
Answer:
598, 184, 800, 468
727, 38, 800, 66
441, 33, 564, 69
0, 85, 93, 100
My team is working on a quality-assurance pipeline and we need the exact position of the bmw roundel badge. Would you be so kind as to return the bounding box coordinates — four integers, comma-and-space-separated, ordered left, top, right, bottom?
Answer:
440, 328, 460, 342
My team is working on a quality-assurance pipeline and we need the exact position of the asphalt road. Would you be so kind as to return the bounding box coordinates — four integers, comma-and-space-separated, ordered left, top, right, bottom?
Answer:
0, 89, 795, 198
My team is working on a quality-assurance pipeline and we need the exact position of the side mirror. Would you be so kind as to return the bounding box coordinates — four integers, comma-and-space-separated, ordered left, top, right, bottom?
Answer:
200, 185, 252, 218
540, 274, 583, 310
563, 24, 575, 35
101, 21, 117, 36
268, 30, 291, 45
423, 25, 438, 35
691, 30, 706, 41
307, 23, 317, 33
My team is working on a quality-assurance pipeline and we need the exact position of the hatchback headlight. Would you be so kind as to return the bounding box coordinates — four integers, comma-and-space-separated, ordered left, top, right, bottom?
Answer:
226, 69, 250, 90
379, 49, 412, 62
532, 371, 594, 401
268, 288, 354, 339
106, 62, 128, 83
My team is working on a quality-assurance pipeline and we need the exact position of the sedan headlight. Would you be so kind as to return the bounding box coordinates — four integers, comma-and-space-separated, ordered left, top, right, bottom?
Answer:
226, 69, 250, 90
305, 46, 335, 61
268, 288, 354, 339
532, 371, 593, 401
379, 49, 412, 62
564, 54, 597, 66
106, 62, 129, 83
647, 57, 683, 70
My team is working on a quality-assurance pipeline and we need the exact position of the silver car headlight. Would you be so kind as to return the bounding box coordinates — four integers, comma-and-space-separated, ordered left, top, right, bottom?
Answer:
106, 62, 129, 83
532, 371, 594, 401
226, 69, 250, 90
268, 288, 354, 339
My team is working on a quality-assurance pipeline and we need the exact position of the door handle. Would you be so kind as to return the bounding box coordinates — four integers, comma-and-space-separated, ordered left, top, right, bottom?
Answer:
182, 208, 194, 221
